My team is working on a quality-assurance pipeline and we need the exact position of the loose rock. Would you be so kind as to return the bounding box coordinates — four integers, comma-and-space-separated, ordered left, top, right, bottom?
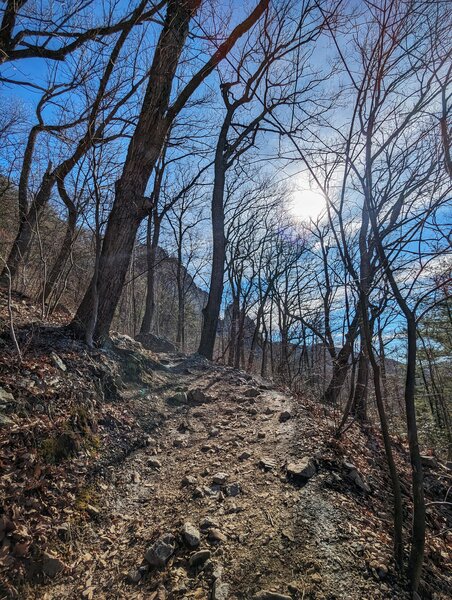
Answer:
212, 472, 228, 485
41, 553, 67, 577
145, 533, 176, 567
189, 549, 211, 568
279, 410, 291, 423
183, 522, 200, 547
213, 579, 230, 600
209, 529, 227, 543
286, 457, 316, 481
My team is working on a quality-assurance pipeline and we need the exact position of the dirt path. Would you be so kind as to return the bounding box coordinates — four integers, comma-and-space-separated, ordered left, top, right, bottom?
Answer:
28, 356, 407, 600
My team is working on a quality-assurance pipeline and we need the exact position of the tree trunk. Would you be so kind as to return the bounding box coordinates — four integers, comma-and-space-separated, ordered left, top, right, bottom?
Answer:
351, 343, 368, 421
43, 185, 78, 303
72, 0, 196, 343
140, 212, 161, 334
323, 313, 359, 404
198, 115, 231, 359
406, 316, 426, 591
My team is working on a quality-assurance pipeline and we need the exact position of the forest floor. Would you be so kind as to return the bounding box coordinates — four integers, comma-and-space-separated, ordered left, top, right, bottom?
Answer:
0, 290, 451, 600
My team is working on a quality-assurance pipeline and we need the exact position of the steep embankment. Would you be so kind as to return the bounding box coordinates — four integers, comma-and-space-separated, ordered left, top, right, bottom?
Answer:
0, 291, 451, 600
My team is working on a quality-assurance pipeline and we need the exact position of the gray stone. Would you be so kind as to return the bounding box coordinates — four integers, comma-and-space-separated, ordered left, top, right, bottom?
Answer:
41, 553, 66, 577
0, 413, 14, 427
187, 388, 210, 404
126, 568, 142, 583
189, 549, 211, 568
193, 486, 204, 498
279, 410, 291, 423
286, 457, 316, 481
50, 352, 66, 372
0, 386, 15, 405
167, 392, 188, 405
183, 522, 200, 547
212, 472, 228, 485
209, 427, 220, 438
239, 451, 251, 461
346, 468, 371, 493
244, 388, 261, 398
213, 579, 230, 600
224, 482, 241, 497
200, 517, 219, 530
182, 475, 197, 486
208, 529, 227, 543
148, 458, 162, 469
259, 457, 277, 471
173, 437, 186, 448
145, 533, 176, 567
135, 332, 176, 353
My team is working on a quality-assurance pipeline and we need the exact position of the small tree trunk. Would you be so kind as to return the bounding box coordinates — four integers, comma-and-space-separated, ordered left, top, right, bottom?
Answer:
140, 213, 161, 335
43, 193, 77, 303
198, 116, 231, 359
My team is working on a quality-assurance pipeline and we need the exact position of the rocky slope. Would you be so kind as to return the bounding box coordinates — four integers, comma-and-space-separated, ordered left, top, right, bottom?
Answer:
0, 290, 451, 600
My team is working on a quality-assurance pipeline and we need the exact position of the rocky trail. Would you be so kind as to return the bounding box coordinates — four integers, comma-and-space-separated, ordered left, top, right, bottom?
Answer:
1, 294, 451, 599
19, 354, 410, 600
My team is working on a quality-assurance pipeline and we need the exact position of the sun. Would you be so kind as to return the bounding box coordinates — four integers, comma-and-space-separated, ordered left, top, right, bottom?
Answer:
290, 176, 327, 221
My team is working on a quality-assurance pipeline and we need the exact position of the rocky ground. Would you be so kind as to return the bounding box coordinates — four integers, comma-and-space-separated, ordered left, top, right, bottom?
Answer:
0, 291, 451, 599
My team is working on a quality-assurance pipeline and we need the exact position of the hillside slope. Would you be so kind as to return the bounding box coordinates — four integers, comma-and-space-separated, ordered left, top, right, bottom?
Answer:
0, 291, 451, 600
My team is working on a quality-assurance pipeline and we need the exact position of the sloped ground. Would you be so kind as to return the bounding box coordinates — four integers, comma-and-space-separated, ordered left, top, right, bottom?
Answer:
0, 290, 451, 599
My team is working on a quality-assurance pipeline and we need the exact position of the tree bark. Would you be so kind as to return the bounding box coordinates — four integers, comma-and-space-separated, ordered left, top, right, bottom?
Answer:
140, 212, 161, 335
198, 114, 231, 359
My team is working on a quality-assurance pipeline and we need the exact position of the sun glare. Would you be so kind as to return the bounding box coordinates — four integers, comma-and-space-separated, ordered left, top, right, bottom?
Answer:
290, 177, 327, 221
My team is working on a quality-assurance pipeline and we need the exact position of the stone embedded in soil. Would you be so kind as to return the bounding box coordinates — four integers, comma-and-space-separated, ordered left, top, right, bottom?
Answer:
0, 413, 14, 426
189, 549, 211, 567
259, 457, 277, 471
131, 471, 141, 483
145, 533, 176, 567
279, 410, 291, 423
212, 472, 228, 485
253, 592, 292, 600
183, 522, 200, 547
239, 451, 251, 461
193, 486, 204, 498
343, 463, 371, 493
286, 457, 316, 481
148, 458, 162, 469
187, 388, 211, 404
311, 573, 322, 584
50, 352, 67, 372
41, 553, 67, 577
0, 386, 15, 405
243, 388, 261, 398
173, 437, 186, 448
182, 475, 197, 486
167, 392, 188, 405
126, 568, 142, 583
208, 528, 227, 543
209, 427, 220, 438
213, 579, 230, 599
200, 517, 219, 530
224, 482, 241, 497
